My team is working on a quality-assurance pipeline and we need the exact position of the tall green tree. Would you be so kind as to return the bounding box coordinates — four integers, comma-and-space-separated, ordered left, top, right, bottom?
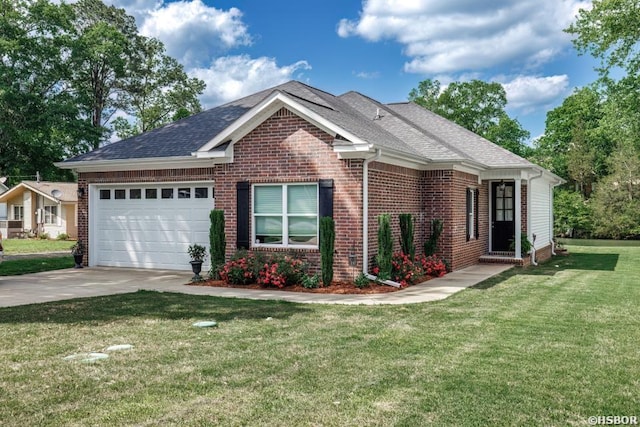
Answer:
532, 87, 612, 197
0, 0, 93, 183
409, 79, 531, 156
113, 37, 204, 139
69, 0, 138, 148
567, 0, 640, 78
590, 141, 640, 239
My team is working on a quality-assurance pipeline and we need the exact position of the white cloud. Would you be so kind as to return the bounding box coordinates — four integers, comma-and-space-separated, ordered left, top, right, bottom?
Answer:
190, 55, 311, 107
100, 1, 312, 109
501, 75, 570, 112
338, 0, 590, 75
138, 0, 252, 68
354, 71, 381, 79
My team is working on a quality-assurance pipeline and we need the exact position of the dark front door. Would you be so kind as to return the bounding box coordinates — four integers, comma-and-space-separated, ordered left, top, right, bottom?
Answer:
492, 182, 515, 252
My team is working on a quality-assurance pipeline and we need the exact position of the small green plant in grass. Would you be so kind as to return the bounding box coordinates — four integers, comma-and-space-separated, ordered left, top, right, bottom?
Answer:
301, 274, 321, 289
56, 233, 69, 241
354, 272, 371, 288
38, 233, 49, 240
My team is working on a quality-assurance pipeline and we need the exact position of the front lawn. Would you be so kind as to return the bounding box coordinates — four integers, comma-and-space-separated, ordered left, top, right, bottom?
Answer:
0, 244, 638, 426
2, 238, 75, 254
0, 256, 75, 276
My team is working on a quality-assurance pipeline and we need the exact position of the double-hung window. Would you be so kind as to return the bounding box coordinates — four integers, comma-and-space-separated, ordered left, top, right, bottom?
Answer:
13, 205, 24, 221
253, 184, 318, 247
44, 206, 58, 224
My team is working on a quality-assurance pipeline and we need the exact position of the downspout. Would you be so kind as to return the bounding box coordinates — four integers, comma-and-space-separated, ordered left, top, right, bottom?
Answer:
528, 170, 544, 266
550, 178, 563, 256
362, 149, 382, 274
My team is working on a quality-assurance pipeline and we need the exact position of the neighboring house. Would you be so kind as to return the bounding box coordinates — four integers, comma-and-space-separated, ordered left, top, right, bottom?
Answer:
0, 181, 8, 220
57, 81, 563, 278
0, 181, 78, 239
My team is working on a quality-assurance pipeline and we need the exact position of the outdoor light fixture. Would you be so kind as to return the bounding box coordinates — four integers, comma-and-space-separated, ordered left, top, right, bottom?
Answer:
77, 188, 85, 198
498, 180, 506, 192
348, 246, 357, 268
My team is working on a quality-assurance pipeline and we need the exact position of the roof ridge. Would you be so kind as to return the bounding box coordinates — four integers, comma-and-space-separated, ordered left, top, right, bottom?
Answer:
384, 102, 473, 160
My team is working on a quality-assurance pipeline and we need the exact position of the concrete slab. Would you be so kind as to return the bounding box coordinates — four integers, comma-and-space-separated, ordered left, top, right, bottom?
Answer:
0, 264, 513, 308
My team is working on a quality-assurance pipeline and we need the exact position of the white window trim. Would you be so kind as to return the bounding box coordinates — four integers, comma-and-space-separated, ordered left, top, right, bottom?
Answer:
44, 205, 57, 225
252, 183, 319, 249
13, 205, 24, 221
468, 188, 476, 240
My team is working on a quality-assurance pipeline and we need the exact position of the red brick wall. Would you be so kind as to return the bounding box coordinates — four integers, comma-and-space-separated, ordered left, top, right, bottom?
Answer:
367, 162, 423, 268
212, 107, 363, 281
423, 170, 488, 271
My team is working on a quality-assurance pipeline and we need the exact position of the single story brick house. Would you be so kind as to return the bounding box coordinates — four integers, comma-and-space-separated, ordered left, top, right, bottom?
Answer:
57, 81, 563, 278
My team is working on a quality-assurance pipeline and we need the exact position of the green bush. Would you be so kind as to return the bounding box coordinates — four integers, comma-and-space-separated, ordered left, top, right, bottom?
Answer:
376, 214, 393, 280
509, 232, 532, 255
209, 210, 226, 279
219, 251, 256, 285
187, 244, 207, 262
301, 274, 320, 289
354, 273, 371, 288
38, 233, 49, 240
56, 233, 69, 241
257, 254, 307, 288
424, 219, 443, 256
399, 213, 415, 259
319, 216, 335, 286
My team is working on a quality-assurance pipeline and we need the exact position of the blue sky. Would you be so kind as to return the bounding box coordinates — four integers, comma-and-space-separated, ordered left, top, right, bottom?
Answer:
108, 0, 599, 141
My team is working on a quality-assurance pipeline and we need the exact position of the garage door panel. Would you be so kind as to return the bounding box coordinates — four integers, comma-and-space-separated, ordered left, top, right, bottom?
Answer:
93, 184, 213, 270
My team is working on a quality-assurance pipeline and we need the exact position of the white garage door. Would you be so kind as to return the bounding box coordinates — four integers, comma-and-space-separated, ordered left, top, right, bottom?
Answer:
91, 183, 214, 270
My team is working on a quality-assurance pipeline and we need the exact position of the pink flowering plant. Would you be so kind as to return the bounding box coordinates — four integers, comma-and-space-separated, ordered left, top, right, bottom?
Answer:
416, 254, 448, 278
219, 251, 259, 285
372, 252, 449, 288
390, 252, 422, 288
257, 255, 307, 288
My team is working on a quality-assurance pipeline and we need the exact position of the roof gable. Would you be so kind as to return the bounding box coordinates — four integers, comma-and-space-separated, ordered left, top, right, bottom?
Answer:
0, 181, 77, 203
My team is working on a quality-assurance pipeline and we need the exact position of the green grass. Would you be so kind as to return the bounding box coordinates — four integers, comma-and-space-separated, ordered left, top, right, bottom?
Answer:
0, 256, 75, 276
0, 244, 638, 426
2, 238, 75, 254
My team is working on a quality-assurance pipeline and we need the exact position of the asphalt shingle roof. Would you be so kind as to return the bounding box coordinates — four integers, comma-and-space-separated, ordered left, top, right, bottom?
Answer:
64, 80, 536, 170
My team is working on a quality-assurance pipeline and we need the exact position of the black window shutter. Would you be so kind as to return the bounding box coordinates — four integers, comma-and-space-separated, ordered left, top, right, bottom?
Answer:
475, 188, 480, 239
466, 189, 471, 242
319, 179, 334, 219
236, 181, 250, 249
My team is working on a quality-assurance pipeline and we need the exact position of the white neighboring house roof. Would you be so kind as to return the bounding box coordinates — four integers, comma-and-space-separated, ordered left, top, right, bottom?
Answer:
0, 181, 78, 204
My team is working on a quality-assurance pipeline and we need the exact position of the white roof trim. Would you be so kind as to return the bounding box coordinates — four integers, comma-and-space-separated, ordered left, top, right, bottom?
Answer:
0, 182, 68, 204
195, 91, 372, 155
55, 156, 225, 173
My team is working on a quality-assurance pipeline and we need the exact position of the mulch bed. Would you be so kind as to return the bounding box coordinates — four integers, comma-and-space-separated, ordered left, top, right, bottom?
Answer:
186, 276, 434, 294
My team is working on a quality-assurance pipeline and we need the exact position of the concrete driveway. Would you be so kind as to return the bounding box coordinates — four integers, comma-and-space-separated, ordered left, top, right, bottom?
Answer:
0, 264, 512, 308
0, 267, 192, 308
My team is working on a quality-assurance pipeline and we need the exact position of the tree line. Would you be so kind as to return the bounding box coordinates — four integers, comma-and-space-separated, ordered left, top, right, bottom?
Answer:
409, 0, 640, 240
0, 0, 204, 184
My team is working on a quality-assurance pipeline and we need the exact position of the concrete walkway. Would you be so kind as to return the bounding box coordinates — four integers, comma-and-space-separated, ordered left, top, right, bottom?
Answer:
0, 264, 513, 308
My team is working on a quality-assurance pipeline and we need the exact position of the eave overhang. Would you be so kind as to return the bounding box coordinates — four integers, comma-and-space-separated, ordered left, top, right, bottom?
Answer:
55, 156, 225, 173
